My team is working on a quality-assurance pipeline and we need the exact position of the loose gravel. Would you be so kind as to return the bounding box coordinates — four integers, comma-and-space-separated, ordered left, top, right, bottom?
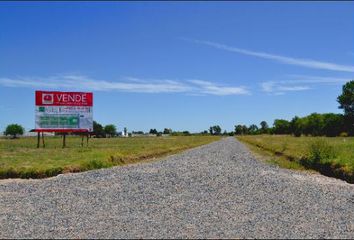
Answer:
0, 137, 353, 239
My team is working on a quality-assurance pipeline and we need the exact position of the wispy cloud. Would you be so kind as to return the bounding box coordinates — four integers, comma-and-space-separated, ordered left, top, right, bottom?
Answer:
183, 38, 354, 73
189, 80, 249, 96
284, 75, 350, 84
261, 75, 350, 95
0, 75, 249, 96
261, 81, 311, 95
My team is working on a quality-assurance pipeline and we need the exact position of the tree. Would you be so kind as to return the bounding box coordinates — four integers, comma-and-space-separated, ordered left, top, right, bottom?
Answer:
93, 121, 105, 138
182, 131, 191, 136
273, 119, 291, 134
211, 125, 222, 135
304, 113, 325, 136
149, 129, 158, 134
209, 126, 213, 135
248, 124, 259, 135
338, 80, 354, 116
234, 125, 244, 135
242, 125, 249, 135
338, 80, 354, 135
163, 128, 172, 134
215, 125, 222, 135
104, 124, 117, 137
209, 125, 221, 135
4, 124, 24, 138
234, 124, 250, 135
260, 121, 269, 134
322, 113, 344, 137
290, 116, 302, 137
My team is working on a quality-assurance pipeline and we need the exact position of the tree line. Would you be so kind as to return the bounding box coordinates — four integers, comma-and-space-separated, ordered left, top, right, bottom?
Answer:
235, 80, 354, 137
234, 113, 352, 137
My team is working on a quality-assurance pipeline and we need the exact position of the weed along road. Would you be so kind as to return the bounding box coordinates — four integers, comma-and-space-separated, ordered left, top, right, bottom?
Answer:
0, 137, 353, 239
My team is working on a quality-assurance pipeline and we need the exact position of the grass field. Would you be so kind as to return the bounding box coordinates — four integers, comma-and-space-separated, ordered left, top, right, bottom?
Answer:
0, 135, 221, 179
237, 135, 354, 183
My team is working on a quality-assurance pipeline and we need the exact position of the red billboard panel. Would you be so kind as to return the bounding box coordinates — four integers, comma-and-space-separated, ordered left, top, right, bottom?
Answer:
35, 91, 93, 106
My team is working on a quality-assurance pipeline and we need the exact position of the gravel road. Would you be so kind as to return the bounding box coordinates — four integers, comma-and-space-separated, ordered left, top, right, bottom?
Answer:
0, 137, 353, 239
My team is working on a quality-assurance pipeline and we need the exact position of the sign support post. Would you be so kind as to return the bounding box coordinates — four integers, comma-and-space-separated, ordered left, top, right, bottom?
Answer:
62, 133, 66, 148
42, 132, 45, 148
37, 132, 40, 148
81, 134, 84, 147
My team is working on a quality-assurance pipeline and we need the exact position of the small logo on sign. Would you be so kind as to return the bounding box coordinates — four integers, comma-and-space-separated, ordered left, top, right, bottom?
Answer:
42, 94, 54, 104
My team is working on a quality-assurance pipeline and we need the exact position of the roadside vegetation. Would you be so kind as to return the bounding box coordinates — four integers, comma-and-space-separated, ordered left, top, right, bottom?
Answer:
0, 136, 221, 179
235, 80, 354, 183
238, 135, 354, 183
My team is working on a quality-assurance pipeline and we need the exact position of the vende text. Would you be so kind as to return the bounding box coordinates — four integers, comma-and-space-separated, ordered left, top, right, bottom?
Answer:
57, 93, 87, 103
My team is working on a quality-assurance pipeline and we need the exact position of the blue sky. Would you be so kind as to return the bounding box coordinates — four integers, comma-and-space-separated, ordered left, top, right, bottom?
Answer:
0, 2, 353, 133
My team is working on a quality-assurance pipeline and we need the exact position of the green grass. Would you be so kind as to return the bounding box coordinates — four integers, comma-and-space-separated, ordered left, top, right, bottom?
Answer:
0, 135, 221, 179
237, 135, 354, 183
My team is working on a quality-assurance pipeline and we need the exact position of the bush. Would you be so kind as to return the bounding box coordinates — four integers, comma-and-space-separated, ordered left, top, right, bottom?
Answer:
307, 139, 337, 165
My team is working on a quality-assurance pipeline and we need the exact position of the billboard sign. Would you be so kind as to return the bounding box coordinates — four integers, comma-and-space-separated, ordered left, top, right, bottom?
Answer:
35, 91, 93, 132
